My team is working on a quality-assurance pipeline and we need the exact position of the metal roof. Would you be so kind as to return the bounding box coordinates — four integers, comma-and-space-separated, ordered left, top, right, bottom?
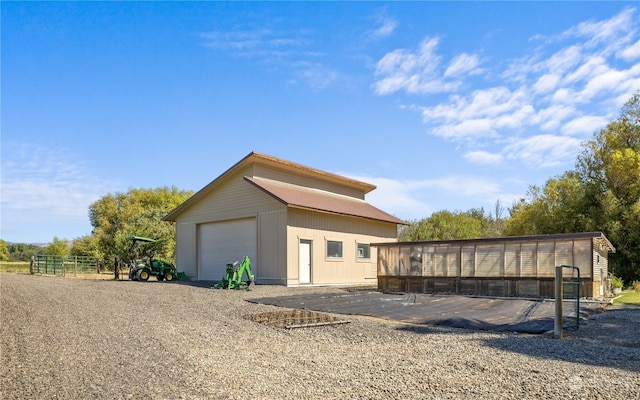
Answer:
244, 176, 406, 225
373, 231, 615, 253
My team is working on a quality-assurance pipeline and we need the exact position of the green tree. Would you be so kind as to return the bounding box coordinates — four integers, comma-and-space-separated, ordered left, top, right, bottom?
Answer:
70, 235, 101, 258
575, 91, 640, 283
88, 186, 193, 261
399, 208, 493, 241
0, 239, 9, 261
504, 171, 587, 235
47, 237, 70, 256
507, 91, 640, 283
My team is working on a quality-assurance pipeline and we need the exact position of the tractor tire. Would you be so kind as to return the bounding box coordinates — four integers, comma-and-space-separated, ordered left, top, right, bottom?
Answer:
137, 269, 150, 282
157, 274, 164, 281
164, 272, 174, 281
129, 269, 137, 281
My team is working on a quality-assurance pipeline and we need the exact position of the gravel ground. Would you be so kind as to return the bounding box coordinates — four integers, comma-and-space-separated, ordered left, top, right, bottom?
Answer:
1, 273, 639, 400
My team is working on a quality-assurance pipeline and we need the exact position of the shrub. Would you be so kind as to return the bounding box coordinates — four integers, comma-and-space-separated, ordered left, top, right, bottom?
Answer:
611, 275, 624, 289
632, 280, 640, 292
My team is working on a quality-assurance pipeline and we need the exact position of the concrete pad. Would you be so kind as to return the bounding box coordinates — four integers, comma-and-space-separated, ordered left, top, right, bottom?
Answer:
248, 291, 602, 334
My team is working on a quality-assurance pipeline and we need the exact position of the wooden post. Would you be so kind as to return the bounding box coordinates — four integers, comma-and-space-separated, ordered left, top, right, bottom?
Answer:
554, 266, 563, 339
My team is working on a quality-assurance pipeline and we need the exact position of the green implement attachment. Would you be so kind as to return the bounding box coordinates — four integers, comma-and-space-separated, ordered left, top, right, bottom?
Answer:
213, 256, 255, 290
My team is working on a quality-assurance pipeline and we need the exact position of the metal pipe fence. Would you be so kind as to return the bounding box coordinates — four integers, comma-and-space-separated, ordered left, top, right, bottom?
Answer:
31, 255, 101, 276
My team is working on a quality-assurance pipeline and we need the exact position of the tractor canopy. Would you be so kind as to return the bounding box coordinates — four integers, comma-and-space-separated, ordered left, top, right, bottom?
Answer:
126, 236, 157, 243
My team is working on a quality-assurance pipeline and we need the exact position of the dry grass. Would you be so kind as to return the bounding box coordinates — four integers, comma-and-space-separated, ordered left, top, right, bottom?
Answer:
0, 262, 30, 273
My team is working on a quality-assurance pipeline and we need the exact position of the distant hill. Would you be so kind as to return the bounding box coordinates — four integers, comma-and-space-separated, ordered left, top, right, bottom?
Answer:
5, 242, 50, 247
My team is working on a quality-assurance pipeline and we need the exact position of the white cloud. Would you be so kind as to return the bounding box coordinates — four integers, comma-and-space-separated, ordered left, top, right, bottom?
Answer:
373, 7, 640, 169
444, 53, 481, 78
372, 18, 398, 38
533, 74, 561, 94
619, 39, 640, 61
290, 61, 338, 91
561, 7, 637, 49
1, 142, 111, 223
347, 174, 505, 219
373, 37, 464, 95
503, 135, 583, 168
562, 115, 609, 136
463, 151, 503, 166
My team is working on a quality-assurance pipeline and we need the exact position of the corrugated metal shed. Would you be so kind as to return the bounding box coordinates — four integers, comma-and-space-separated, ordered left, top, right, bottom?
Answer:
374, 232, 615, 298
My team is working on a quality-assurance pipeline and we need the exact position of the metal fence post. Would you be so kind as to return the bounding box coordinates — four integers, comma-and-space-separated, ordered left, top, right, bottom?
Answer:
554, 266, 563, 339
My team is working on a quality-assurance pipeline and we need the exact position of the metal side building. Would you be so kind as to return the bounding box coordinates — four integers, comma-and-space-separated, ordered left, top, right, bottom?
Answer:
374, 232, 615, 298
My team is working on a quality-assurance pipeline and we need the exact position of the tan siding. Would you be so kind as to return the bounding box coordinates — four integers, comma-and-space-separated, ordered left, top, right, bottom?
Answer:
461, 246, 474, 277
504, 243, 520, 276
381, 238, 603, 280
173, 166, 287, 282
175, 222, 197, 279
574, 239, 592, 277
377, 235, 607, 297
286, 208, 397, 285
257, 210, 287, 284
593, 240, 607, 281
252, 163, 365, 199
555, 240, 574, 266
537, 242, 556, 277
175, 166, 283, 224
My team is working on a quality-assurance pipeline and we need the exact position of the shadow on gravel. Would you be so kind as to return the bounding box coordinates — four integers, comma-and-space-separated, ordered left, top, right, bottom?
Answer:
395, 306, 640, 373
478, 331, 640, 373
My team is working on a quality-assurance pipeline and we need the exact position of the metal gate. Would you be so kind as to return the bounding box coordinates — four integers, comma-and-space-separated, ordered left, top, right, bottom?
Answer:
32, 255, 99, 276
559, 265, 581, 330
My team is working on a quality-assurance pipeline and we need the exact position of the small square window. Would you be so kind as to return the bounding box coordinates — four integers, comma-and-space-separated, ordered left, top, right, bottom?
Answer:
357, 243, 370, 259
327, 241, 343, 258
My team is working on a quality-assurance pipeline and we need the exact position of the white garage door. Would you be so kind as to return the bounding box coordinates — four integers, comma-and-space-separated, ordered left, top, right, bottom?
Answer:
198, 218, 257, 281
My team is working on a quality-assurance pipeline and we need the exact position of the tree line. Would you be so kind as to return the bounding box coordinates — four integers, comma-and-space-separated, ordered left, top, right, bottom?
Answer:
1, 186, 194, 267
400, 92, 640, 285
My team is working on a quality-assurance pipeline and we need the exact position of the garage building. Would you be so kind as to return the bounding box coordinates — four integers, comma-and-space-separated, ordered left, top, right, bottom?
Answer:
163, 151, 406, 285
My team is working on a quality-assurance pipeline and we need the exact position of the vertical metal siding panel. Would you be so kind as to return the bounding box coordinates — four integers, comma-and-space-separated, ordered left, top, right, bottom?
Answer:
537, 242, 555, 277
175, 222, 196, 279
399, 246, 410, 276
521, 243, 537, 277
178, 168, 283, 223
258, 210, 287, 283
448, 245, 461, 277
423, 246, 435, 277
504, 243, 520, 276
252, 164, 365, 199
287, 208, 397, 285
476, 245, 502, 277
555, 240, 573, 266
461, 246, 474, 277
434, 246, 447, 277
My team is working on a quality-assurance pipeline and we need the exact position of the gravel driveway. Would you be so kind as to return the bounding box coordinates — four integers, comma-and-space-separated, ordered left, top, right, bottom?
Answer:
2, 273, 639, 399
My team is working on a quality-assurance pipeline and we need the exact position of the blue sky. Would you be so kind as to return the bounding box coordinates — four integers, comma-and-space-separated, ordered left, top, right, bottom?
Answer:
2, 2, 640, 243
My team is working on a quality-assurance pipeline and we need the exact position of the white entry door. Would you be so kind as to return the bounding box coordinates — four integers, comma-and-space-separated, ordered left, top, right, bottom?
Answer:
299, 240, 312, 284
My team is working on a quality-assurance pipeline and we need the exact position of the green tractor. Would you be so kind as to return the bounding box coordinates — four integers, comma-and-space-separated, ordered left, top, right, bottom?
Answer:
126, 236, 182, 282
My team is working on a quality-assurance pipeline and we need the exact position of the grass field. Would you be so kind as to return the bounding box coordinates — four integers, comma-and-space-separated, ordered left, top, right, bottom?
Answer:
613, 290, 640, 306
0, 262, 31, 273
